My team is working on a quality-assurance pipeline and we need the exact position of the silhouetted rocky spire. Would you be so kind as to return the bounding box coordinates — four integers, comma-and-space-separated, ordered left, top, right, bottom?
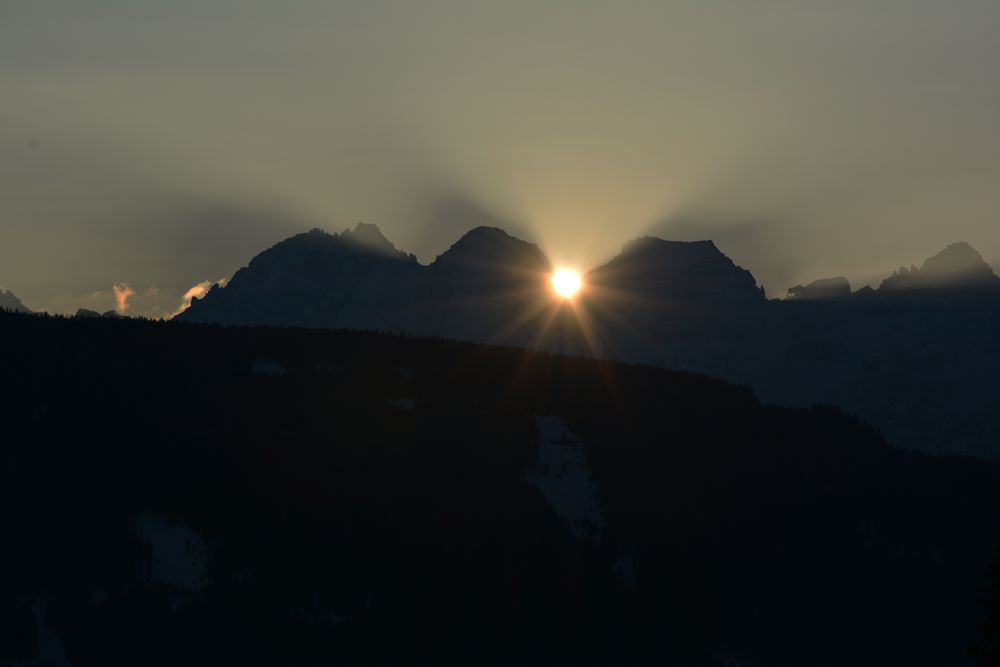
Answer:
430, 226, 550, 273
340, 222, 406, 256
879, 242, 998, 290
0, 288, 31, 313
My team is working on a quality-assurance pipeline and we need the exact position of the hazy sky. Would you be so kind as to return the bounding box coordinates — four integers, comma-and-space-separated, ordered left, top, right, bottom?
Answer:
3, 1, 1000, 316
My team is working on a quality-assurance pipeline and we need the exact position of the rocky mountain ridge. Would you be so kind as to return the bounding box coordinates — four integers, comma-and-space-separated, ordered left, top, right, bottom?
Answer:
175, 225, 1000, 459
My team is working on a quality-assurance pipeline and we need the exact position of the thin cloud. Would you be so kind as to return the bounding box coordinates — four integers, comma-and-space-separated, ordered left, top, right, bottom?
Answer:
170, 278, 228, 318
113, 283, 136, 314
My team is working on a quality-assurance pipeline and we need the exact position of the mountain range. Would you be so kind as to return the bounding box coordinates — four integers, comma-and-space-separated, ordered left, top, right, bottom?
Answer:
178, 224, 771, 344
181, 225, 1000, 459
4, 233, 1000, 662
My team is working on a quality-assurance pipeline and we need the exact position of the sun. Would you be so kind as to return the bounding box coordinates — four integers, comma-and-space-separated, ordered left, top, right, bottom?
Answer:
551, 268, 583, 299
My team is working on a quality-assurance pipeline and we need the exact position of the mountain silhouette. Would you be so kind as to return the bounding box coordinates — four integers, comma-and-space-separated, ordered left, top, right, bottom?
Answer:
762, 242, 1000, 457
180, 224, 421, 330
179, 226, 763, 346
432, 225, 550, 273
879, 242, 1000, 291
0, 288, 31, 313
179, 224, 557, 345
786, 276, 852, 300
178, 227, 1000, 458
588, 237, 764, 306
422, 227, 554, 344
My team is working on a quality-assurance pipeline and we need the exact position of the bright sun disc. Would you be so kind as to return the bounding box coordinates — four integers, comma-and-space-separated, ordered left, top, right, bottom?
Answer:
551, 269, 583, 299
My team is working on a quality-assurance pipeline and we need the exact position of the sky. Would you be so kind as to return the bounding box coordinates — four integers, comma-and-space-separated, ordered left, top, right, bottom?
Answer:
3, 0, 1000, 316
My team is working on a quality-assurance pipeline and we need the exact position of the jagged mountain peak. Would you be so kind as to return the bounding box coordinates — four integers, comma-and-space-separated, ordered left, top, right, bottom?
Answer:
178, 224, 421, 328
590, 235, 765, 302
617, 236, 721, 258
920, 242, 994, 280
339, 222, 403, 256
431, 226, 550, 272
0, 288, 31, 313
247, 224, 415, 271
879, 241, 998, 290
602, 236, 754, 277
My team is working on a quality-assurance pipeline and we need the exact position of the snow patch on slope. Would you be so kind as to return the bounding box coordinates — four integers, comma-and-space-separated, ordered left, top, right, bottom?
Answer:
134, 514, 210, 600
386, 397, 416, 411
251, 359, 287, 376
526, 416, 605, 541
16, 598, 70, 667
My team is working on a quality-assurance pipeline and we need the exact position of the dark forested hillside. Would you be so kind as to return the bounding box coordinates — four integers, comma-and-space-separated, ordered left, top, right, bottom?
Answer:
2, 310, 999, 665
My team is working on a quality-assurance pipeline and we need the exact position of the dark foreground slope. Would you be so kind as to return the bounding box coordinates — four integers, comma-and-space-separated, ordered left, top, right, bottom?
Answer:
2, 311, 999, 666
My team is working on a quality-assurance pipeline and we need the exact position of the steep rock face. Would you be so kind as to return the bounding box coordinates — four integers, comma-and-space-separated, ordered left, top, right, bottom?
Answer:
179, 224, 421, 329
786, 276, 851, 300
587, 238, 765, 306
879, 242, 999, 291
565, 238, 768, 373
421, 227, 554, 344
430, 226, 550, 275
0, 289, 31, 313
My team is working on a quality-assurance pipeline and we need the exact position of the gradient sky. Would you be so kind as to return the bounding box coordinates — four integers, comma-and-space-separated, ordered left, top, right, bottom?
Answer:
3, 1, 1000, 316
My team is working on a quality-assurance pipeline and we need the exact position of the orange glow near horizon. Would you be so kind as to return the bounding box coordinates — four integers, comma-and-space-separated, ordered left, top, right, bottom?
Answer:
551, 269, 583, 299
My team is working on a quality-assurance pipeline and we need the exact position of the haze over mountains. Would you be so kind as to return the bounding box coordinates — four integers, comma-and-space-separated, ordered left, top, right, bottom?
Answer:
879, 242, 1000, 291
176, 225, 1000, 459
0, 288, 31, 314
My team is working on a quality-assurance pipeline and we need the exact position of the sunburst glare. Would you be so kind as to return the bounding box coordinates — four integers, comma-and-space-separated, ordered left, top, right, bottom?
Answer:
551, 269, 583, 299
